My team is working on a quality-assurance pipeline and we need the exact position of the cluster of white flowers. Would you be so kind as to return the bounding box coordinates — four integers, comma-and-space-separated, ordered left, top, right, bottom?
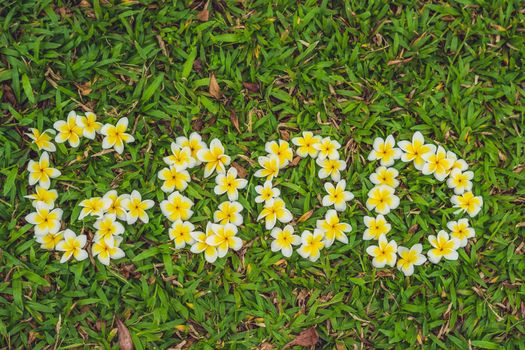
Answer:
365, 132, 483, 276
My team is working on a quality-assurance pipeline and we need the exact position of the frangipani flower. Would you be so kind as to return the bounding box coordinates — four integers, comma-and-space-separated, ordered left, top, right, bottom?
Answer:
398, 132, 435, 170
94, 214, 124, 242
316, 158, 346, 181
265, 140, 293, 168
370, 166, 399, 188
446, 169, 473, 195
168, 220, 196, 249
78, 112, 102, 139
363, 215, 391, 240
322, 180, 354, 211
27, 128, 56, 152
314, 137, 341, 160
447, 219, 475, 247
164, 144, 196, 169
100, 117, 135, 154
197, 138, 231, 177
214, 167, 248, 201
367, 135, 402, 166
451, 191, 483, 217
205, 223, 243, 258
316, 209, 351, 247
92, 236, 125, 265
366, 234, 397, 268
25, 204, 62, 235
422, 145, 452, 181
160, 191, 194, 221
254, 180, 280, 204
121, 190, 154, 224
35, 231, 63, 250
254, 155, 280, 181
292, 131, 321, 158
214, 201, 243, 226
158, 165, 191, 193
397, 244, 427, 276
190, 222, 218, 263
176, 132, 207, 164
257, 198, 292, 230
447, 151, 469, 172
78, 197, 111, 220
103, 190, 129, 221
427, 230, 460, 263
27, 151, 61, 189
366, 185, 400, 215
297, 230, 325, 262
270, 225, 301, 257
56, 229, 88, 263
24, 186, 58, 209
54, 111, 83, 147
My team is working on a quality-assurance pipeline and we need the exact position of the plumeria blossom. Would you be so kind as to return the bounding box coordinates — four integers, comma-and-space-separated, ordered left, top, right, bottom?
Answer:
158, 165, 191, 193
197, 138, 231, 177
316, 209, 351, 247
35, 231, 63, 250
56, 229, 88, 263
265, 140, 294, 168
176, 132, 207, 164
164, 144, 196, 169
205, 223, 243, 258
254, 180, 280, 204
257, 198, 292, 230
270, 225, 301, 257
94, 214, 124, 242
190, 222, 218, 263
297, 230, 325, 262
398, 132, 435, 170
422, 145, 453, 181
322, 180, 354, 211
427, 230, 460, 264
370, 166, 400, 188
214, 201, 244, 226
27, 151, 61, 189
121, 190, 154, 224
78, 196, 111, 220
292, 131, 321, 158
54, 111, 83, 147
160, 191, 194, 221
446, 169, 474, 195
447, 151, 469, 172
316, 157, 346, 181
366, 185, 400, 215
27, 128, 56, 152
25, 204, 63, 235
214, 167, 248, 201
103, 190, 129, 221
451, 191, 483, 217
92, 236, 125, 265
100, 117, 135, 154
168, 220, 196, 249
314, 137, 341, 160
254, 155, 280, 181
24, 186, 58, 209
397, 244, 427, 276
366, 234, 398, 268
363, 215, 391, 240
367, 135, 402, 166
447, 218, 475, 247
78, 112, 102, 139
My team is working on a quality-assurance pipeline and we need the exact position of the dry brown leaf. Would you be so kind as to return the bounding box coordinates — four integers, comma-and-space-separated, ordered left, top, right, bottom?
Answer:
387, 57, 413, 66
290, 156, 301, 167
279, 129, 290, 141
197, 8, 209, 21
297, 210, 314, 223
209, 74, 221, 99
258, 342, 274, 350
230, 110, 241, 133
282, 327, 319, 349
408, 224, 419, 234
2, 84, 16, 105
232, 162, 247, 178
116, 318, 134, 350
77, 82, 92, 96
243, 82, 259, 92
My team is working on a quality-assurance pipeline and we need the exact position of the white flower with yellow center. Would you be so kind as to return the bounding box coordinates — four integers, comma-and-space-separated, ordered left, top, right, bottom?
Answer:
370, 166, 399, 188
94, 214, 124, 242
56, 229, 88, 263
363, 215, 391, 240
205, 223, 243, 258
100, 117, 135, 154
103, 190, 129, 221
214, 201, 243, 226
316, 209, 351, 247
366, 234, 397, 268
254, 180, 280, 204
314, 137, 341, 160
292, 131, 321, 158
446, 151, 468, 172
451, 191, 483, 217
366, 185, 400, 215
160, 191, 194, 221
92, 236, 125, 265
368, 135, 402, 166
78, 112, 102, 139
27, 151, 61, 189
316, 158, 346, 181
190, 222, 218, 263
297, 230, 325, 262
164, 143, 196, 169
78, 196, 111, 220
197, 138, 231, 177
158, 165, 190, 193
422, 145, 453, 181
27, 128, 56, 152
427, 230, 460, 264
24, 186, 58, 209
168, 220, 196, 249
25, 204, 63, 235
54, 111, 83, 147
176, 132, 207, 165
398, 132, 435, 170
257, 198, 292, 230
265, 140, 293, 168
254, 155, 280, 181
446, 169, 473, 195
270, 225, 301, 257
447, 218, 475, 247
322, 180, 354, 211
214, 167, 248, 201
121, 190, 154, 224
35, 231, 63, 251
397, 244, 427, 276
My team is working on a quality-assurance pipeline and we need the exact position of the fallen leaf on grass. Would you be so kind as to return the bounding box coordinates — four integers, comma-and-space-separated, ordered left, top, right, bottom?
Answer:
230, 110, 241, 132
197, 8, 209, 21
282, 327, 319, 349
232, 162, 247, 178
297, 210, 314, 223
387, 57, 413, 66
116, 318, 134, 350
243, 82, 259, 92
209, 74, 221, 99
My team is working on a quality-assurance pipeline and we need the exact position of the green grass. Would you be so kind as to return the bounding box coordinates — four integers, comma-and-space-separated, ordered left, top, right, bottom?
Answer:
1, 0, 525, 349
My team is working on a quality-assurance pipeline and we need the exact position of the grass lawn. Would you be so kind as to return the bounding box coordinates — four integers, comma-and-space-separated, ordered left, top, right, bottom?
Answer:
1, 0, 524, 349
